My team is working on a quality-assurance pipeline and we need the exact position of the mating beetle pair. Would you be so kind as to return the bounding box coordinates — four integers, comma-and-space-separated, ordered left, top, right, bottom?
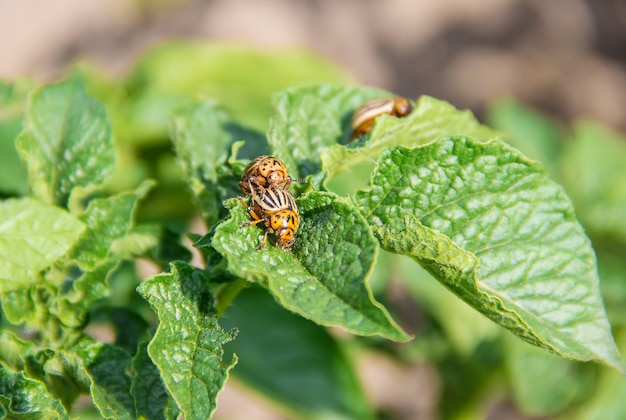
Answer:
238, 156, 304, 251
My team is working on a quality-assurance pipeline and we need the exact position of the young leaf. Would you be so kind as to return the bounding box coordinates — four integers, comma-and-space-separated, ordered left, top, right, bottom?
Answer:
136, 262, 238, 420
207, 192, 409, 342
321, 94, 500, 183
37, 349, 86, 410
220, 285, 374, 419
267, 84, 389, 181
0, 331, 34, 372
0, 287, 38, 326
355, 137, 624, 372
0, 338, 83, 409
0, 368, 69, 419
108, 227, 162, 262
171, 100, 260, 226
0, 197, 85, 291
67, 180, 154, 270
131, 340, 180, 420
15, 74, 115, 206
55, 260, 119, 328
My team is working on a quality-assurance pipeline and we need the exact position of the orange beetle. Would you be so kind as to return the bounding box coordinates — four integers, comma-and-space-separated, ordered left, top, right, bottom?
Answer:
239, 182, 299, 250
239, 155, 305, 195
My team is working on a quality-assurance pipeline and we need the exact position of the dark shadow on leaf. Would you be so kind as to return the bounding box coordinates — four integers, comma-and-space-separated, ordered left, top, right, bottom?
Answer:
296, 159, 321, 181
338, 109, 356, 145
85, 345, 136, 418
178, 264, 216, 317
148, 226, 193, 268
110, 307, 150, 354
194, 165, 240, 225
223, 122, 269, 160
132, 340, 180, 420
60, 265, 85, 294
191, 121, 267, 225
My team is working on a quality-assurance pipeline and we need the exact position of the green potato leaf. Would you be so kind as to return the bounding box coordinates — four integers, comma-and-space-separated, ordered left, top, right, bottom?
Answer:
205, 192, 409, 342
0, 197, 85, 291
136, 262, 238, 420
0, 331, 32, 372
131, 340, 180, 420
67, 180, 154, 270
0, 367, 69, 419
71, 339, 136, 419
0, 287, 38, 326
55, 260, 119, 328
15, 74, 115, 206
1, 332, 82, 412
355, 137, 624, 372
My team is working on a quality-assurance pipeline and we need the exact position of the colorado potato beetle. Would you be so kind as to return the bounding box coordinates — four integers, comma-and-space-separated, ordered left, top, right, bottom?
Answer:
351, 97, 413, 140
239, 155, 305, 195
239, 183, 300, 250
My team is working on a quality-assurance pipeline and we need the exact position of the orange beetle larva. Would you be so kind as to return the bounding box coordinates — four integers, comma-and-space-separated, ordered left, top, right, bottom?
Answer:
351, 97, 413, 140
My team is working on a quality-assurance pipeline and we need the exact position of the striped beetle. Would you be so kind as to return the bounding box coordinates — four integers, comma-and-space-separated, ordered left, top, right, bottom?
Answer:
238, 181, 300, 250
351, 97, 413, 140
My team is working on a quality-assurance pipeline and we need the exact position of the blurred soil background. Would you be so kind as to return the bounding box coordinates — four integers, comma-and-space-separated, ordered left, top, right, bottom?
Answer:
1, 0, 625, 132
1, 0, 625, 418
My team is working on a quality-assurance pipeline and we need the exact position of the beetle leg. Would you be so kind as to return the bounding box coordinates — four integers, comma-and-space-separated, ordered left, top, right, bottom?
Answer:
281, 238, 295, 251
247, 178, 267, 198
258, 230, 270, 250
236, 197, 256, 225
242, 218, 266, 228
